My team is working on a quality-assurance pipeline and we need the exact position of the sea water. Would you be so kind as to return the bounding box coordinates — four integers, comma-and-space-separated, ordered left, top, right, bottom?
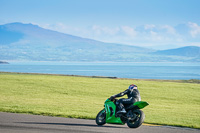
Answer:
0, 62, 200, 80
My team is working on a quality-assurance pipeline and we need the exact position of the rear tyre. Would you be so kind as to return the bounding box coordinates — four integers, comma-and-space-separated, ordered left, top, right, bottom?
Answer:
127, 109, 145, 128
96, 109, 106, 125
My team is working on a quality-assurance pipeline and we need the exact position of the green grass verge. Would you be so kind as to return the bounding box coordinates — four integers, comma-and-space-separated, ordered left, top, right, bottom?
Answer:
0, 72, 199, 129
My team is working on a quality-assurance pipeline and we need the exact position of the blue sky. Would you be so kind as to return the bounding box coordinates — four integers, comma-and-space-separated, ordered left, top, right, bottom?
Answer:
0, 0, 200, 49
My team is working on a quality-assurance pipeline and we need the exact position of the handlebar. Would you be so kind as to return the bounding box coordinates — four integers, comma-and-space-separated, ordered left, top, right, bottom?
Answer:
109, 96, 116, 101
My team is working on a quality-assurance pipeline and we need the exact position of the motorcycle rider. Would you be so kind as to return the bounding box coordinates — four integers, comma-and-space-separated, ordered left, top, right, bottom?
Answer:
110, 84, 141, 114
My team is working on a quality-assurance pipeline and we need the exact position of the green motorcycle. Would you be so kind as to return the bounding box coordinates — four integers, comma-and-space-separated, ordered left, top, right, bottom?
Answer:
96, 97, 149, 128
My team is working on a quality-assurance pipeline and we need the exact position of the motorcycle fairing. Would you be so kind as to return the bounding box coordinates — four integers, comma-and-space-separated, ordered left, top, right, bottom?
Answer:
133, 101, 149, 109
104, 99, 124, 124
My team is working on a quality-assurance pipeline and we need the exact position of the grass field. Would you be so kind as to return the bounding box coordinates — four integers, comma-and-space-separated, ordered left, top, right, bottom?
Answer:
0, 72, 199, 129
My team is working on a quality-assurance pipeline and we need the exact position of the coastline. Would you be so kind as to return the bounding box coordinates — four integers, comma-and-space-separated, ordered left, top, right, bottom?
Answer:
0, 61, 9, 64
1, 71, 199, 84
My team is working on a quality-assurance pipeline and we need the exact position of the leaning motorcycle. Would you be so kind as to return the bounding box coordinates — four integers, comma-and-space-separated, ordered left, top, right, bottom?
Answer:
96, 98, 149, 128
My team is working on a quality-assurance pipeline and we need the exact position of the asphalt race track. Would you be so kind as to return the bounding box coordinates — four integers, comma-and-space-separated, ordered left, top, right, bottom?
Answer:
0, 112, 199, 133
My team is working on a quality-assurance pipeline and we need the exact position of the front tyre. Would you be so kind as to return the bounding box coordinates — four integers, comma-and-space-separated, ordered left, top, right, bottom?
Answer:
96, 109, 106, 125
127, 109, 145, 128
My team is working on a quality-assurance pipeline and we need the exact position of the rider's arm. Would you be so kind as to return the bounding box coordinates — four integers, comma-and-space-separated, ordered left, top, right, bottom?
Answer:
113, 89, 130, 98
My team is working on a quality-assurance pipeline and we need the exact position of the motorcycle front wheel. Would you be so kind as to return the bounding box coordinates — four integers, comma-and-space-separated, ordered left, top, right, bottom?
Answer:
96, 109, 106, 125
127, 109, 145, 128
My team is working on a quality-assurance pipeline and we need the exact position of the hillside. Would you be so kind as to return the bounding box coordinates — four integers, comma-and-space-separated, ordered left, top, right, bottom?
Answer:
0, 22, 153, 61
154, 46, 200, 57
0, 22, 199, 62
153, 46, 200, 62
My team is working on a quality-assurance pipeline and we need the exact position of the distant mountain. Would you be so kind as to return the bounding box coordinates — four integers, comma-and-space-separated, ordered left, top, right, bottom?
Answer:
154, 46, 200, 57
153, 46, 200, 62
0, 22, 153, 61
0, 22, 199, 62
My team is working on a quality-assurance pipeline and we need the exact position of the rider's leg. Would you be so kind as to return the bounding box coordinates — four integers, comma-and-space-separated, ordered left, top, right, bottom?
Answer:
116, 98, 136, 114
116, 99, 127, 114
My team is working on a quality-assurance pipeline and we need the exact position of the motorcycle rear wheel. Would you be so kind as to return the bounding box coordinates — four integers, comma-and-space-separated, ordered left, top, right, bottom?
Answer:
96, 109, 106, 125
127, 109, 145, 128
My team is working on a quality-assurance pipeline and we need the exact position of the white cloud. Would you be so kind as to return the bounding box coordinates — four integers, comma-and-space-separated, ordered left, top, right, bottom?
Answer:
189, 42, 200, 47
150, 31, 157, 36
92, 25, 119, 36
188, 22, 200, 38
121, 26, 137, 38
144, 24, 155, 30
91, 25, 138, 38
38, 22, 82, 35
149, 31, 163, 41
162, 25, 177, 35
